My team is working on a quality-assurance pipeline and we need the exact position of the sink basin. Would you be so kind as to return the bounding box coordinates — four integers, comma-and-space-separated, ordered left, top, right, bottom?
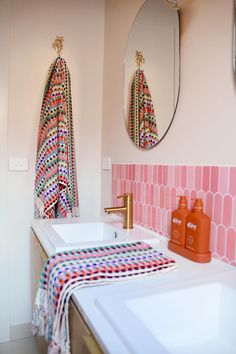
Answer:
32, 219, 130, 254
47, 221, 128, 252
32, 216, 160, 255
127, 282, 236, 354
96, 275, 236, 354
52, 222, 124, 244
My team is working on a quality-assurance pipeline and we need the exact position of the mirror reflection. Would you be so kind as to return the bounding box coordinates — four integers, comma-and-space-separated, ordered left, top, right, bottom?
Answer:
124, 0, 180, 149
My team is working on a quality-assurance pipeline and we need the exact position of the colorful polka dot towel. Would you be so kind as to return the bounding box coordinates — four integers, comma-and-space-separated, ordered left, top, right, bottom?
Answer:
35, 57, 79, 219
32, 241, 177, 354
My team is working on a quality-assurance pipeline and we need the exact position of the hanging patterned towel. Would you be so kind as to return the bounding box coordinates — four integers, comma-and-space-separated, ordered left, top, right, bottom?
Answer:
35, 57, 79, 218
128, 69, 159, 149
32, 241, 177, 354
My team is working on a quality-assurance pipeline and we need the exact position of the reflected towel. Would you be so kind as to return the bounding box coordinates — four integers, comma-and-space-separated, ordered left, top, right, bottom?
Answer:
35, 57, 79, 218
128, 69, 158, 149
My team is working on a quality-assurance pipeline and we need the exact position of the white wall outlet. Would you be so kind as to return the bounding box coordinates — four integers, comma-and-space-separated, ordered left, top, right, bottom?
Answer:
8, 157, 29, 171
102, 156, 112, 170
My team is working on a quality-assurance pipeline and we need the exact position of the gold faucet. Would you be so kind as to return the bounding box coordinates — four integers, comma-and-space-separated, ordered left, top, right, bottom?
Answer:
104, 193, 133, 229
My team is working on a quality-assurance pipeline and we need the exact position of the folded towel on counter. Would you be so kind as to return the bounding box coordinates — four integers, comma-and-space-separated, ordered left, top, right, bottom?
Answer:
35, 57, 79, 219
32, 241, 177, 354
128, 69, 159, 149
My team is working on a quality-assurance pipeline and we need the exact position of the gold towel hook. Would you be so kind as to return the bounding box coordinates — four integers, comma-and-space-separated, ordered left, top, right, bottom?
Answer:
136, 50, 145, 69
52, 36, 64, 57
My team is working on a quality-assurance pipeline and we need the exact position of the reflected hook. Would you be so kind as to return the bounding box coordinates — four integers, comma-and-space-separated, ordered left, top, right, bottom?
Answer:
136, 50, 145, 69
52, 36, 64, 57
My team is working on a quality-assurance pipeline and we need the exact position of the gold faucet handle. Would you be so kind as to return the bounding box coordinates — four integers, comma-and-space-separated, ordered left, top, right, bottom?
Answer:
117, 194, 126, 199
117, 193, 133, 200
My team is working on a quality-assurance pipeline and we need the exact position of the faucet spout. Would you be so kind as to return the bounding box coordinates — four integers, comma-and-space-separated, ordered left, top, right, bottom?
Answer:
104, 206, 127, 214
104, 193, 133, 229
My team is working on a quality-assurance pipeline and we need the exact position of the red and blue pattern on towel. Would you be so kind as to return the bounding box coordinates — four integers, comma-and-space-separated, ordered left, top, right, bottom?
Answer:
32, 241, 176, 354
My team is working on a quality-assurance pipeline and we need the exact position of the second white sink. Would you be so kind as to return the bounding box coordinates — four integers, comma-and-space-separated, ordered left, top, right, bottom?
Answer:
126, 282, 236, 354
96, 272, 236, 354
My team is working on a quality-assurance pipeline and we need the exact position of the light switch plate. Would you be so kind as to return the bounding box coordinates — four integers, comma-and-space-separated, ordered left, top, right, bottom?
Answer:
8, 157, 29, 171
102, 157, 112, 170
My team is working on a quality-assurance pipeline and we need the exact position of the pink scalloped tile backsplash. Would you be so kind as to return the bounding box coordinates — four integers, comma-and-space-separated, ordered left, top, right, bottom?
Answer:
112, 164, 236, 266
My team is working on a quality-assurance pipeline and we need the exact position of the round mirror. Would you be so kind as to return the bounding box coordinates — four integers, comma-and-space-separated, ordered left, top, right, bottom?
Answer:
124, 0, 180, 149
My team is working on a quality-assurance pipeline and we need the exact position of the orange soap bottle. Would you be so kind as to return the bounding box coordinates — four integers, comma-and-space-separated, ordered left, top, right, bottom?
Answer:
170, 196, 190, 247
185, 198, 211, 256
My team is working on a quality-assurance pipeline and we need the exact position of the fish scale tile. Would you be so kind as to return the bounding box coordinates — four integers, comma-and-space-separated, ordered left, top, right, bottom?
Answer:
112, 164, 236, 266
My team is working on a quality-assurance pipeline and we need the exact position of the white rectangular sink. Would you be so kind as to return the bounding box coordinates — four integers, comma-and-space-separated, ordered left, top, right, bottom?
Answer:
43, 221, 128, 253
96, 274, 236, 354
52, 222, 123, 243
32, 217, 160, 255
127, 282, 236, 354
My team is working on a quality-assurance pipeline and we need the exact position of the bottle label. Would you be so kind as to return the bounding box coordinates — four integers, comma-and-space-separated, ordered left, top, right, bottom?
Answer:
186, 234, 195, 251
173, 230, 180, 238
172, 217, 181, 225
171, 230, 180, 244
187, 221, 197, 230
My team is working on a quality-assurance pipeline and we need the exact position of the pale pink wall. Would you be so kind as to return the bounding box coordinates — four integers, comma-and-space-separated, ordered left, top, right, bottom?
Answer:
101, 0, 236, 208
5, 0, 105, 330
101, 0, 236, 266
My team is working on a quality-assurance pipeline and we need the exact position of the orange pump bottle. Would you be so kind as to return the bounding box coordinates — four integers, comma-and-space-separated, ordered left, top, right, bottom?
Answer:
170, 196, 190, 247
185, 198, 210, 254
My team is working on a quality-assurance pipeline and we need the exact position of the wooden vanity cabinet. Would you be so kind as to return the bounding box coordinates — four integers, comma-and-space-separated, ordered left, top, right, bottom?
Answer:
31, 231, 103, 354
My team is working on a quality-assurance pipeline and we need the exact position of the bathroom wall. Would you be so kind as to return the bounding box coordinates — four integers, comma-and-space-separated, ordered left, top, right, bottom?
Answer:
1, 0, 235, 344
112, 164, 236, 265
101, 0, 236, 210
0, 0, 104, 341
